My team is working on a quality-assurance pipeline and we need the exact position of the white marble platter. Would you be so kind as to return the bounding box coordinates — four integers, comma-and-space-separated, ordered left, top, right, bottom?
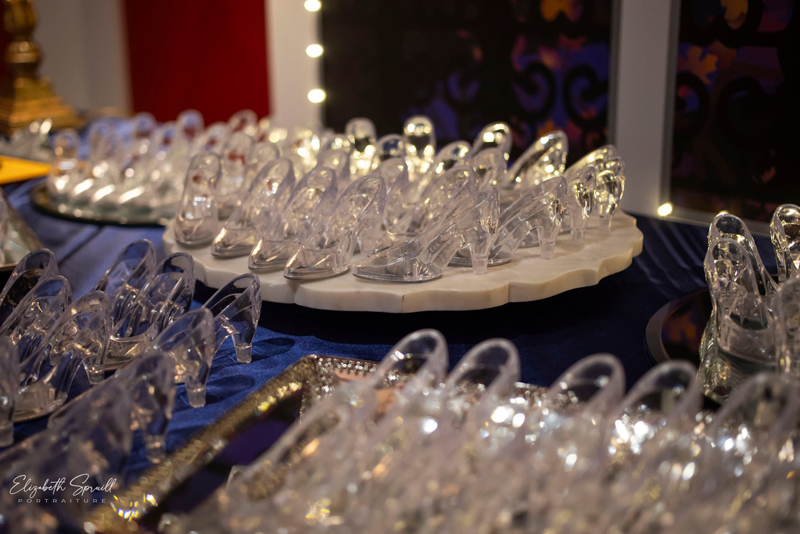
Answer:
163, 212, 643, 313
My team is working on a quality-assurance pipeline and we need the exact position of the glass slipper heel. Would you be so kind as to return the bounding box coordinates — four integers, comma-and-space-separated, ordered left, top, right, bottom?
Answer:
284, 174, 386, 280
354, 188, 499, 283
153, 308, 217, 408
106, 253, 195, 368
213, 158, 295, 258
0, 248, 58, 327
771, 203, 800, 281
403, 115, 436, 180
451, 176, 567, 267
411, 140, 471, 202
218, 132, 254, 218
249, 166, 338, 272
346, 117, 377, 179
175, 152, 222, 247
203, 274, 261, 364
0, 338, 17, 446
0, 275, 72, 363
15, 291, 112, 419
469, 121, 512, 159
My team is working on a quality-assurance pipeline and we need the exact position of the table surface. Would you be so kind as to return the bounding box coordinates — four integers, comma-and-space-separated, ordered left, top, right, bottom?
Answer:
2, 177, 779, 483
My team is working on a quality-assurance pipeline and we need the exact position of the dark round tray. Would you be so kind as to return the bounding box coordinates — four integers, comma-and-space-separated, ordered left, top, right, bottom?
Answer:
29, 182, 170, 227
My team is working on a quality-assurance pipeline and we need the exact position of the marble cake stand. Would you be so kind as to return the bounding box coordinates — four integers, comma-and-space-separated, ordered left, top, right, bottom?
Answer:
163, 212, 643, 313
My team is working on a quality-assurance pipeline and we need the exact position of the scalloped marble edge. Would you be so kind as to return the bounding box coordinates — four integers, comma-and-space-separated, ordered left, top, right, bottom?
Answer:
163, 212, 643, 313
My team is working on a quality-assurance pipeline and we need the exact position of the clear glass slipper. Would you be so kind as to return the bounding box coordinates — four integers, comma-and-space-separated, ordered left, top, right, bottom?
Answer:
229, 109, 258, 136
346, 117, 377, 179
411, 140, 471, 201
218, 132, 255, 218
212, 158, 296, 258
503, 130, 568, 203
240, 140, 281, 193
203, 273, 261, 364
0, 275, 72, 364
315, 137, 353, 184
354, 188, 499, 282
284, 174, 386, 280
177, 109, 204, 144
106, 253, 195, 367
46, 129, 81, 200
153, 307, 217, 408
15, 291, 112, 419
770, 203, 800, 281
709, 212, 777, 296
593, 157, 626, 234
704, 237, 775, 366
0, 248, 58, 327
175, 152, 222, 247
450, 176, 567, 267
371, 134, 406, 171
469, 121, 512, 158
131, 111, 156, 139
248, 166, 339, 272
93, 239, 156, 322
70, 130, 123, 207
473, 147, 508, 189
0, 337, 17, 446
195, 122, 231, 154
403, 115, 436, 180
776, 278, 800, 375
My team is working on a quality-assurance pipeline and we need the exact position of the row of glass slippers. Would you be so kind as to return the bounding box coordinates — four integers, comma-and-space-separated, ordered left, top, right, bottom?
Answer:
174, 129, 625, 282
0, 240, 260, 450
704, 204, 800, 370
163, 328, 800, 534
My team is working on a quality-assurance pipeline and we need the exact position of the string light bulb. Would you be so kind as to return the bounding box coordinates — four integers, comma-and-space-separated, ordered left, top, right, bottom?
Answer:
657, 203, 673, 217
308, 89, 326, 103
306, 44, 323, 58
304, 0, 321, 12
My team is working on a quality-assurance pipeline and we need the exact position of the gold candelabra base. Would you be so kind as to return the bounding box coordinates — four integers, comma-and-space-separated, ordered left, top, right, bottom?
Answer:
0, 75, 82, 135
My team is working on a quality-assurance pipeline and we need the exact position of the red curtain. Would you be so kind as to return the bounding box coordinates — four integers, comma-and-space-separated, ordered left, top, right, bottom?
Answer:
123, 0, 271, 124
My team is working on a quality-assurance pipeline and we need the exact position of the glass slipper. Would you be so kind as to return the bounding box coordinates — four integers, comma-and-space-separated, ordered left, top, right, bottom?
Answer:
315, 137, 353, 185
177, 109, 205, 144
153, 307, 217, 408
282, 126, 318, 178
0, 275, 72, 364
15, 291, 112, 420
771, 203, 800, 282
175, 152, 222, 247
229, 109, 259, 136
346, 117, 377, 179
354, 188, 499, 282
469, 121, 512, 159
249, 166, 338, 272
473, 146, 508, 190
709, 212, 776, 297
503, 130, 568, 204
370, 134, 406, 172
593, 157, 626, 234
218, 132, 255, 218
776, 277, 800, 375
106, 253, 195, 367
0, 337, 17, 446
195, 121, 231, 154
284, 174, 386, 280
0, 248, 58, 327
70, 135, 124, 207
131, 111, 156, 139
203, 273, 261, 364
213, 158, 295, 258
376, 157, 416, 234
403, 115, 436, 180
411, 140, 471, 202
46, 129, 82, 201
240, 140, 281, 193
93, 239, 156, 322
450, 176, 567, 267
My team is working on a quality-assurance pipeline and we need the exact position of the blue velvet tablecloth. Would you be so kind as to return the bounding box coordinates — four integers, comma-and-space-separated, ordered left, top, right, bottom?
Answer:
2, 177, 779, 481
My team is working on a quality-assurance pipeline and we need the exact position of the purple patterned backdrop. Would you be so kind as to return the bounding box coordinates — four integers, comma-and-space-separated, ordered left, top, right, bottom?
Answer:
321, 0, 612, 163
670, 0, 799, 221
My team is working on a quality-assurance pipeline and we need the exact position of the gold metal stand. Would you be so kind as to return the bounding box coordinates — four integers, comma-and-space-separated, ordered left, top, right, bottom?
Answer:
0, 0, 81, 134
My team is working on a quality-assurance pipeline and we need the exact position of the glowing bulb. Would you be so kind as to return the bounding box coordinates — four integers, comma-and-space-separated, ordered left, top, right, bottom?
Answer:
308, 89, 326, 103
718, 210, 729, 215
304, 0, 321, 11
657, 203, 673, 217
306, 44, 323, 58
